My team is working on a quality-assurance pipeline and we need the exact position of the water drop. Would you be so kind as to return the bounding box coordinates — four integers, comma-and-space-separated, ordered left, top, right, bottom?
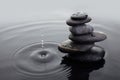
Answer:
41, 34, 44, 48
41, 40, 44, 48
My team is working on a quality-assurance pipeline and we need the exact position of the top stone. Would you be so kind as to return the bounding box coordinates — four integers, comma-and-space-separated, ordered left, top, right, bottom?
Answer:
71, 12, 88, 20
66, 12, 92, 26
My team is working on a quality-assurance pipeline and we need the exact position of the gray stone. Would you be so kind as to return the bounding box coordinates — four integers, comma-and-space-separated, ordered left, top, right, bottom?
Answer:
68, 45, 105, 62
71, 12, 88, 20
69, 32, 107, 43
66, 17, 92, 26
69, 24, 94, 35
58, 40, 94, 53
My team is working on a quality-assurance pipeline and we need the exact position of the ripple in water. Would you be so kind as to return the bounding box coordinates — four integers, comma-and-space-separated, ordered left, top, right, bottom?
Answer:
0, 21, 120, 80
0, 21, 71, 80
13, 42, 69, 76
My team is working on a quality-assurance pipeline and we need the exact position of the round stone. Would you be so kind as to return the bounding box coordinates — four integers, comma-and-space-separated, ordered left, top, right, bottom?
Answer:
69, 24, 94, 35
90, 45, 105, 58
67, 45, 105, 62
66, 17, 92, 26
69, 32, 107, 43
71, 12, 88, 20
58, 40, 94, 53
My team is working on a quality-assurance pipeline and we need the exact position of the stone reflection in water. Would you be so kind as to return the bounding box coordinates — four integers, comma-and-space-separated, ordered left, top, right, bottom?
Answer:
62, 56, 105, 80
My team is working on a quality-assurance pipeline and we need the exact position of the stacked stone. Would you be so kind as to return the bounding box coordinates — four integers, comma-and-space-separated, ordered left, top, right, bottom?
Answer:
58, 12, 107, 55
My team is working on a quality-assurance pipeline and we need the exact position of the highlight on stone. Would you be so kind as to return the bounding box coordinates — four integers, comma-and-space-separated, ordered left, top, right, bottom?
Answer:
58, 12, 107, 62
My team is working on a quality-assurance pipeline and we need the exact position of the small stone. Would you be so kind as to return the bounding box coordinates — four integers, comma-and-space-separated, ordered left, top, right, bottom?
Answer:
90, 45, 105, 57
69, 32, 107, 43
66, 17, 92, 26
67, 45, 105, 62
58, 40, 94, 53
71, 12, 88, 20
69, 24, 94, 35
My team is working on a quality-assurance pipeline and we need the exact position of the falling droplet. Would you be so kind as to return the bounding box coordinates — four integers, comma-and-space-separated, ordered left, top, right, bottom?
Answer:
41, 34, 44, 48
41, 40, 44, 48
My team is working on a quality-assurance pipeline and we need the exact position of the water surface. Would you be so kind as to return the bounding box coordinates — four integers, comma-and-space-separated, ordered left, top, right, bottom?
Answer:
0, 21, 120, 80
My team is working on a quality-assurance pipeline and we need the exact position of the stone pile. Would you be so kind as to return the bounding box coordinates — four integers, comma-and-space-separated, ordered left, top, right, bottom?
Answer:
58, 12, 107, 61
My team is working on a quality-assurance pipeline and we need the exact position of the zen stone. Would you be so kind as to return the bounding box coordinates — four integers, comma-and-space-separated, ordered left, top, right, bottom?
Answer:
58, 12, 107, 62
66, 17, 92, 26
58, 40, 94, 53
69, 24, 94, 35
71, 12, 88, 20
67, 46, 105, 62
69, 32, 107, 43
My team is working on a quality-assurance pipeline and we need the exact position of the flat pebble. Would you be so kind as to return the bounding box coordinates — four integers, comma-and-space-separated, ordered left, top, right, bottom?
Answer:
67, 45, 105, 62
66, 17, 91, 26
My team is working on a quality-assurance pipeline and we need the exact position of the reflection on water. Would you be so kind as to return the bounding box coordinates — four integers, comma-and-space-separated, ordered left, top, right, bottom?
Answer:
0, 21, 120, 80
62, 57, 105, 80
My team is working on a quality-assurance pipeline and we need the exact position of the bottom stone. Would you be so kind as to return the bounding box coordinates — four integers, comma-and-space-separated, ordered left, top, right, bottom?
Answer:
66, 46, 105, 62
58, 40, 94, 53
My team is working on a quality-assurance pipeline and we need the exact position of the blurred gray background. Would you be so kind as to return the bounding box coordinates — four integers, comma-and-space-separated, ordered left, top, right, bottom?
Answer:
0, 0, 119, 27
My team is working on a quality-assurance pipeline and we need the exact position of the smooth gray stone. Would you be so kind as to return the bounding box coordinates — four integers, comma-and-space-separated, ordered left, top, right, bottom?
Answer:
71, 12, 88, 20
66, 17, 92, 26
58, 40, 94, 53
69, 32, 107, 43
69, 24, 94, 35
68, 45, 105, 62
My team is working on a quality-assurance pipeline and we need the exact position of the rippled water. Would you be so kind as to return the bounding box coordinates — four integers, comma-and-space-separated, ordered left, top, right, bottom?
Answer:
0, 21, 120, 80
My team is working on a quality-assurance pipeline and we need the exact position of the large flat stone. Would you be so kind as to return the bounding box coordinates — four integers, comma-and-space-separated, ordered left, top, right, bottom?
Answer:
67, 45, 105, 62
58, 40, 94, 53
69, 32, 107, 43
